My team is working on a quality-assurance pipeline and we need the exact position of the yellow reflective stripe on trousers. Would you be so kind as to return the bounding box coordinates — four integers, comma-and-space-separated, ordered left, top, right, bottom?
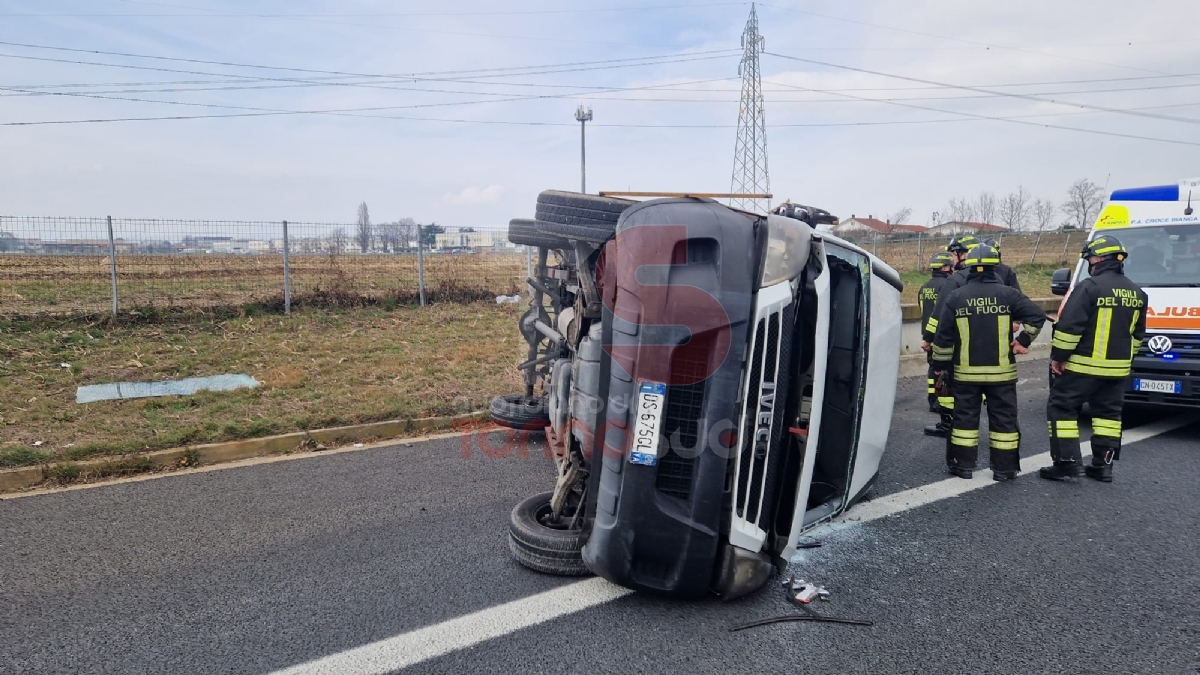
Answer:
998, 315, 1011, 367
950, 428, 979, 447
954, 364, 1018, 383
1092, 417, 1122, 438
957, 316, 971, 369
989, 430, 1020, 450
1048, 420, 1080, 439
1092, 307, 1113, 360
937, 396, 955, 409
927, 378, 936, 394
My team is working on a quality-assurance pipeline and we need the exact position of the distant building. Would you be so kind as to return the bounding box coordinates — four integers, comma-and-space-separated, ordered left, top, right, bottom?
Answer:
248, 240, 273, 253
434, 230, 513, 251
925, 221, 1009, 237
834, 215, 926, 240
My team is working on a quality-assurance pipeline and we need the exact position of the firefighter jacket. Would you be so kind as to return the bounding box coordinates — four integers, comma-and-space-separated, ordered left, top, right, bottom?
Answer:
1050, 262, 1148, 378
930, 273, 1048, 383
918, 270, 952, 331
922, 263, 1021, 341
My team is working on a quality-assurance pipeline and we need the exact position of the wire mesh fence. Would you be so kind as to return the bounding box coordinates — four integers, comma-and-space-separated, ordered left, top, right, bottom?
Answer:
837, 230, 1082, 273
0, 217, 529, 317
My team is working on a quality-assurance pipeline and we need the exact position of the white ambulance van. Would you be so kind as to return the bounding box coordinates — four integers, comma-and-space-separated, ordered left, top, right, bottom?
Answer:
1051, 177, 1200, 408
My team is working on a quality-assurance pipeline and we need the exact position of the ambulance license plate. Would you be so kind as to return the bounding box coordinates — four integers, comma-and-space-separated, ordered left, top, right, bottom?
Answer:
630, 382, 666, 466
1134, 378, 1181, 394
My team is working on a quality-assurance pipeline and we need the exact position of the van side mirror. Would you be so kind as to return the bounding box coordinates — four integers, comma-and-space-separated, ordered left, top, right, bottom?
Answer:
1051, 268, 1072, 296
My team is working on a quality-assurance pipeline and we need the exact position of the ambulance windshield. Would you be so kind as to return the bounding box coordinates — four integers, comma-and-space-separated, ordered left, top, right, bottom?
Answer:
1079, 224, 1200, 287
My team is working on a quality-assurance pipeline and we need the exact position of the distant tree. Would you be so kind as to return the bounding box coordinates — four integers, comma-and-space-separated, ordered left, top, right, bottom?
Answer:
946, 197, 976, 224
396, 217, 416, 251
0, 231, 16, 252
419, 222, 445, 249
1033, 198, 1057, 231
377, 221, 400, 252
1062, 178, 1104, 230
999, 186, 1032, 232
328, 227, 347, 254
885, 206, 913, 232
974, 191, 998, 226
355, 202, 372, 253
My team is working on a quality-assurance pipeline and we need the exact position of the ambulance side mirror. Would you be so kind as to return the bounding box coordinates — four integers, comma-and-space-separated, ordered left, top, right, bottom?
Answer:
1051, 268, 1072, 296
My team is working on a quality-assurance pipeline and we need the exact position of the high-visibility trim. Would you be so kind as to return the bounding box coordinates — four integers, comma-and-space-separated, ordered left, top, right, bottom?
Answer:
1092, 418, 1122, 438
937, 396, 955, 409
932, 345, 955, 358
956, 316, 971, 368
927, 378, 936, 394
1048, 420, 1080, 439
1092, 245, 1123, 255
1092, 308, 1113, 360
998, 316, 1011, 366
925, 316, 939, 335
1130, 310, 1141, 355
1065, 363, 1130, 377
954, 371, 1018, 383
1131, 339, 1143, 354
1052, 329, 1082, 351
1024, 322, 1041, 338
950, 428, 979, 447
989, 430, 1020, 450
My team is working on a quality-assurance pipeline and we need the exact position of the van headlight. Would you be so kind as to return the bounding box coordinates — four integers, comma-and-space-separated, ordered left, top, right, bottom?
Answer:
759, 214, 812, 288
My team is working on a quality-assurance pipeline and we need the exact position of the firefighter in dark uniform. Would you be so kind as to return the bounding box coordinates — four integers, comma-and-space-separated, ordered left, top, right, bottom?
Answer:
980, 237, 1021, 288
922, 234, 981, 436
919, 251, 956, 413
1040, 235, 1147, 483
930, 244, 1047, 480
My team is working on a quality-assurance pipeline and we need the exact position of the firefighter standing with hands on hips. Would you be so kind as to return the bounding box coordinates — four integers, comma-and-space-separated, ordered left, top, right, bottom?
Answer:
919, 251, 956, 414
930, 244, 1047, 480
1040, 235, 1147, 483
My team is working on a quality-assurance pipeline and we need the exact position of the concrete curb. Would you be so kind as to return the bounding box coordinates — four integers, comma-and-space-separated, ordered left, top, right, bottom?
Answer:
0, 410, 488, 494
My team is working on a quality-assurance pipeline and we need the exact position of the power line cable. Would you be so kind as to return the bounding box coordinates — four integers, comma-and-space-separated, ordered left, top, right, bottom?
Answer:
766, 51, 1200, 126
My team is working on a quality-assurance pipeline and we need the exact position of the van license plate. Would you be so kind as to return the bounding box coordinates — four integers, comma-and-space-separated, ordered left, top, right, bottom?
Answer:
1134, 379, 1181, 394
630, 382, 667, 466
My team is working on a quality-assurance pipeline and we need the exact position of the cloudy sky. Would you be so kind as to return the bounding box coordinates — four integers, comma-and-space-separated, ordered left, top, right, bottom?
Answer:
2, 0, 1199, 229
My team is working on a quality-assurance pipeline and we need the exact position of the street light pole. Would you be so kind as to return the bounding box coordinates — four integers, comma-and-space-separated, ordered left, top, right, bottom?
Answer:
575, 105, 592, 194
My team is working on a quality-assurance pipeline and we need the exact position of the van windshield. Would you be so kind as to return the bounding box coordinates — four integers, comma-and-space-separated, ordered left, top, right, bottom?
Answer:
1079, 224, 1200, 287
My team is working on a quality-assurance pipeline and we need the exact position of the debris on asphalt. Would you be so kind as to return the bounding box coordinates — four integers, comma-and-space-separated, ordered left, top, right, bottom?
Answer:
728, 581, 872, 631
729, 614, 874, 631
796, 539, 823, 549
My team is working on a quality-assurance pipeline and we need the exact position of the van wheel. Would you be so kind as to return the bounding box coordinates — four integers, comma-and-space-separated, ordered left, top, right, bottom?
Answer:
490, 394, 550, 431
508, 492, 590, 576
507, 218, 569, 250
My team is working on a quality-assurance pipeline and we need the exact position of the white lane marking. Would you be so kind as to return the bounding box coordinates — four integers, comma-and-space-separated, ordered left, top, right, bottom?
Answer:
267, 413, 1191, 674
269, 578, 632, 675
844, 414, 1193, 525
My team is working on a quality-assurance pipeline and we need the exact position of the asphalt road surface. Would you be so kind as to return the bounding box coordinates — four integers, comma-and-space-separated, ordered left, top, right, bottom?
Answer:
3, 361, 1198, 675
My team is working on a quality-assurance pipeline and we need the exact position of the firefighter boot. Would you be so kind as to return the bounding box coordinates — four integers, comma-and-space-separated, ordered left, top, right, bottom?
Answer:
1085, 447, 1115, 483
1039, 462, 1084, 481
946, 440, 976, 479
924, 410, 953, 438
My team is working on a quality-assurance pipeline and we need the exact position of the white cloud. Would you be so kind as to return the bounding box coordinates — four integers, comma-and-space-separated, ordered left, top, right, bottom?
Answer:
442, 185, 506, 205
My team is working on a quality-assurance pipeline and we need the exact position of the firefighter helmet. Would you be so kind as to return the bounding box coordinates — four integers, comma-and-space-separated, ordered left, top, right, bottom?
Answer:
929, 251, 955, 270
946, 234, 981, 253
963, 244, 1001, 270
1080, 235, 1128, 262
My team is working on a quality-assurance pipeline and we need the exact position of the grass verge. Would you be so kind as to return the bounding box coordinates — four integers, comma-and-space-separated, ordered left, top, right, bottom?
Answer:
0, 302, 523, 468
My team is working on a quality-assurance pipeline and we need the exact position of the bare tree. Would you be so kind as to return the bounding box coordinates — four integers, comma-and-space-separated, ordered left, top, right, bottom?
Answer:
355, 201, 372, 253
886, 206, 913, 228
946, 197, 976, 223
974, 191, 998, 226
999, 186, 1032, 232
377, 221, 400, 252
1033, 198, 1057, 231
328, 227, 347, 254
396, 217, 416, 251
1062, 178, 1104, 230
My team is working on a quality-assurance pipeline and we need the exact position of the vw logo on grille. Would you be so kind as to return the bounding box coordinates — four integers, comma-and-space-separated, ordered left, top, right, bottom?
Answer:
1147, 335, 1174, 355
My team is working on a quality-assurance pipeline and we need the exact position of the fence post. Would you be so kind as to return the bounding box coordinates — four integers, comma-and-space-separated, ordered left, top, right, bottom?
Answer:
1060, 232, 1073, 264
526, 247, 534, 296
1030, 230, 1043, 265
417, 224, 426, 307
872, 231, 877, 256
282, 220, 292, 315
106, 215, 118, 318
916, 231, 923, 270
